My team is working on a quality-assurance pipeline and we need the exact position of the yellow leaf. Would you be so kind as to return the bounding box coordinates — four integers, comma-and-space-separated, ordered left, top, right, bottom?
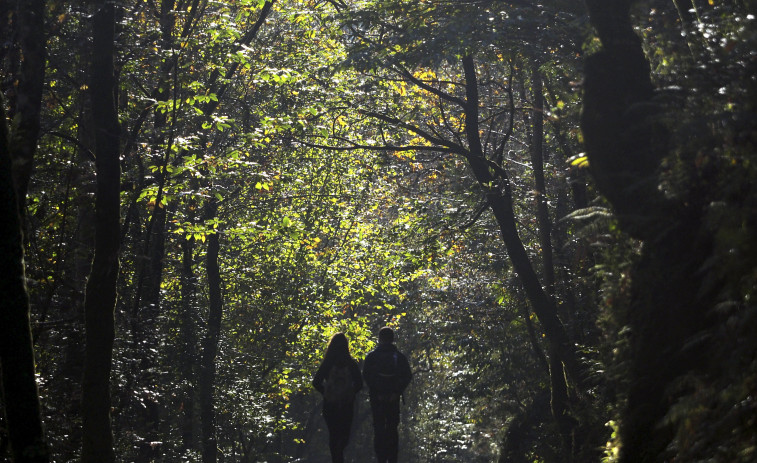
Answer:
569, 154, 590, 169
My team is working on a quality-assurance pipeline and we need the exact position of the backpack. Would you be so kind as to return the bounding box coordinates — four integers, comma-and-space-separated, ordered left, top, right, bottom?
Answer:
323, 364, 355, 405
373, 351, 401, 394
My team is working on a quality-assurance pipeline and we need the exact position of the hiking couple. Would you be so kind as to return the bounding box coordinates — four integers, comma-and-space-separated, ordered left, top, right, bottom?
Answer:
312, 327, 412, 463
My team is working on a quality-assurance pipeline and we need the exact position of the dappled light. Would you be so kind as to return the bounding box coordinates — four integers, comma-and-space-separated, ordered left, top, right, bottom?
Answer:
1, 1, 756, 462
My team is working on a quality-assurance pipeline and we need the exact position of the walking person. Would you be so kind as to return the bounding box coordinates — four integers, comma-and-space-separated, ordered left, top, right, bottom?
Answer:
362, 327, 412, 463
312, 332, 363, 463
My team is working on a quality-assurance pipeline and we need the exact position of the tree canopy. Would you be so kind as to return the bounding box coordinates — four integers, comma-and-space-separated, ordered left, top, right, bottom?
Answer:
1, 0, 755, 462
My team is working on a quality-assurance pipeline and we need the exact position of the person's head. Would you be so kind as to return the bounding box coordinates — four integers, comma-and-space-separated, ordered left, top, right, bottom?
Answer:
324, 332, 350, 361
378, 326, 394, 345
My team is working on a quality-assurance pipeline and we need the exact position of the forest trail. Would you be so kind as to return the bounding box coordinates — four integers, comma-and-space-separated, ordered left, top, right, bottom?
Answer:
1, 1, 755, 462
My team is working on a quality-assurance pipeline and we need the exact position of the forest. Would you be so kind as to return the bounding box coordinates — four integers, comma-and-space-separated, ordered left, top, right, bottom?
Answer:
1, 0, 756, 462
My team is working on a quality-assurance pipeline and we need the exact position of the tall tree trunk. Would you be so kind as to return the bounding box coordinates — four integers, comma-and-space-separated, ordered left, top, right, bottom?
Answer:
125, 6, 178, 457
200, 201, 223, 463
131, 0, 175, 345
180, 234, 198, 451
461, 57, 584, 452
581, 0, 668, 238
6, 0, 45, 217
132, 0, 175, 333
529, 64, 578, 458
582, 2, 713, 462
461, 56, 579, 381
529, 66, 554, 294
80, 1, 120, 461
0, 96, 49, 463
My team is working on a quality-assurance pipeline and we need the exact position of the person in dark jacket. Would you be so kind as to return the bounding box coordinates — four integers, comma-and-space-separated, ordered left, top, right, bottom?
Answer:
362, 327, 412, 463
312, 332, 363, 463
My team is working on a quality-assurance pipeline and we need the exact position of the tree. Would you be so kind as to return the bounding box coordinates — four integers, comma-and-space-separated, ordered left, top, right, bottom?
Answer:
2, 0, 46, 218
80, 0, 121, 461
6, 0, 755, 461
199, 201, 223, 463
314, 1, 602, 458
0, 93, 49, 462
0, 4, 49, 462
582, 1, 757, 461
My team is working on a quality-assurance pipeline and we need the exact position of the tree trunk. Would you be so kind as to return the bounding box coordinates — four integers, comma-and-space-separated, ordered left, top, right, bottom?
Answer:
542, 80, 588, 210
499, 390, 553, 463
461, 56, 584, 454
180, 234, 198, 451
529, 65, 555, 294
6, 0, 45, 217
130, 0, 175, 348
529, 64, 578, 457
0, 94, 49, 463
80, 1, 120, 461
133, 0, 175, 332
461, 56, 580, 381
582, 2, 713, 462
200, 201, 223, 463
581, 0, 669, 239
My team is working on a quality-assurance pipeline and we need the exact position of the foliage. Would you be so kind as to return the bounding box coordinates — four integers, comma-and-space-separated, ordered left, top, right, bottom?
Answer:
0, 0, 755, 461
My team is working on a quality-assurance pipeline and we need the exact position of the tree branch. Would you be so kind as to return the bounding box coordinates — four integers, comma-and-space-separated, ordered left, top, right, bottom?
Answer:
394, 65, 466, 107
359, 110, 468, 156
295, 137, 459, 154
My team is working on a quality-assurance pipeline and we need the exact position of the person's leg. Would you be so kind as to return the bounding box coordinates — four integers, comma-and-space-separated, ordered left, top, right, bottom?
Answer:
385, 399, 401, 463
324, 405, 347, 463
329, 434, 345, 463
370, 397, 388, 462
336, 404, 354, 461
